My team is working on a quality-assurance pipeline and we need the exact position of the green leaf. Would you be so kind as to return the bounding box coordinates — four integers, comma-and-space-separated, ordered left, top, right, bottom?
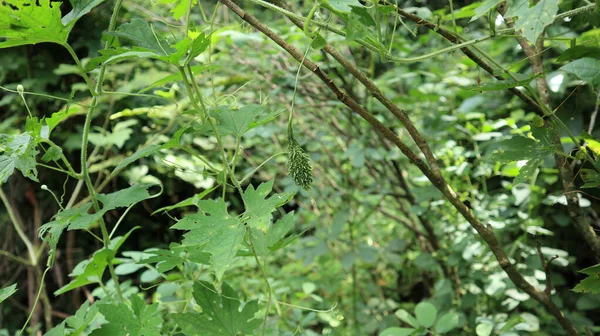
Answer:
172, 281, 261, 335
514, 157, 543, 184
65, 301, 100, 335
514, 0, 558, 43
171, 199, 243, 280
476, 323, 494, 336
88, 119, 137, 149
187, 32, 210, 62
557, 46, 600, 62
0, 133, 39, 184
379, 327, 416, 336
311, 35, 327, 49
579, 169, 600, 188
211, 105, 265, 137
62, 0, 105, 26
324, 0, 363, 13
395, 309, 419, 328
415, 302, 437, 328
243, 180, 290, 231
111, 19, 175, 56
91, 295, 163, 336
41, 145, 63, 163
55, 249, 116, 295
435, 312, 459, 333
0, 283, 17, 303
505, 0, 528, 18
561, 58, 600, 87
471, 0, 504, 22
0, 0, 74, 48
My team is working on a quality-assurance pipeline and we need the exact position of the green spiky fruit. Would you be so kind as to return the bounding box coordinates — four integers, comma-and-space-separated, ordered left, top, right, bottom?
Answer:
288, 136, 313, 191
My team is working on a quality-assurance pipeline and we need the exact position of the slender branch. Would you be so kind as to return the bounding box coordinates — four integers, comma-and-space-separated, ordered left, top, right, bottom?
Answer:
0, 187, 36, 266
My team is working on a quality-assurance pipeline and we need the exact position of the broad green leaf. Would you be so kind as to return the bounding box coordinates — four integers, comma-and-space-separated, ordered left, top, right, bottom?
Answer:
395, 309, 419, 327
211, 105, 265, 137
62, 0, 105, 26
112, 144, 161, 174
45, 322, 66, 336
580, 169, 600, 188
39, 204, 93, 266
171, 199, 243, 280
0, 0, 74, 48
415, 302, 437, 328
88, 119, 138, 149
561, 58, 600, 87
514, 0, 558, 43
46, 103, 87, 132
557, 46, 600, 62
187, 33, 210, 63
0, 133, 39, 184
379, 327, 416, 336
172, 281, 261, 335
65, 301, 100, 335
505, 0, 528, 18
476, 323, 494, 336
573, 263, 600, 294
324, 0, 364, 13
41, 145, 63, 163
494, 131, 555, 163
39, 184, 155, 266
91, 295, 163, 336
97, 183, 154, 210
55, 249, 116, 295
0, 283, 17, 303
243, 180, 290, 231
514, 158, 543, 184
111, 19, 174, 56
470, 0, 504, 22
435, 312, 459, 333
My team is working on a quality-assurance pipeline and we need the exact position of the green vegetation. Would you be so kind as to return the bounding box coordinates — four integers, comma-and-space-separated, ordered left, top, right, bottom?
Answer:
1, 0, 600, 335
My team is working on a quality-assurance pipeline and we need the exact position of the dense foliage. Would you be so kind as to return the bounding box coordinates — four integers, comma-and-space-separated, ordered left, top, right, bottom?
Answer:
1, 0, 600, 335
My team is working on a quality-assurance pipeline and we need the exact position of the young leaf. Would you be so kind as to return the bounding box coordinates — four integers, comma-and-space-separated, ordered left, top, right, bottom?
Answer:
62, 0, 106, 26
242, 180, 290, 231
504, 0, 528, 18
415, 301, 437, 328
111, 19, 174, 56
0, 283, 17, 303
90, 295, 163, 336
557, 46, 600, 62
514, 0, 558, 43
573, 263, 600, 294
171, 199, 244, 280
324, 0, 363, 14
470, 0, 504, 22
65, 300, 100, 335
581, 169, 600, 188
435, 312, 460, 333
0, 0, 74, 48
560, 58, 600, 87
211, 105, 265, 138
0, 133, 39, 184
55, 249, 116, 295
172, 281, 261, 335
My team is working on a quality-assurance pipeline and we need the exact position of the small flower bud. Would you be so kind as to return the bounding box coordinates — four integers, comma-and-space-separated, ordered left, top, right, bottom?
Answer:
17, 84, 24, 95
